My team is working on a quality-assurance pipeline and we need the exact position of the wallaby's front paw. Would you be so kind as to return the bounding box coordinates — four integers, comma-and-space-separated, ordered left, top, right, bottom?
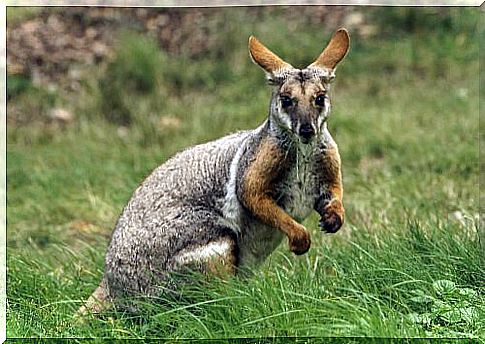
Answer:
319, 199, 344, 233
289, 227, 311, 255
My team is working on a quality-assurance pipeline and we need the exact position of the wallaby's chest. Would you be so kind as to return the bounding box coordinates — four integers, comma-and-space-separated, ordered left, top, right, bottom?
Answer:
276, 148, 320, 222
236, 147, 322, 268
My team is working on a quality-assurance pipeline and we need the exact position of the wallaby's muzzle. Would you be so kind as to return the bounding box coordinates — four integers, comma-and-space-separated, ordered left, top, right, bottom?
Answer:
298, 123, 315, 143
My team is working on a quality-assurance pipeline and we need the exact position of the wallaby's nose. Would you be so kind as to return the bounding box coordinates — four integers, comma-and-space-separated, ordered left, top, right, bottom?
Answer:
299, 124, 315, 142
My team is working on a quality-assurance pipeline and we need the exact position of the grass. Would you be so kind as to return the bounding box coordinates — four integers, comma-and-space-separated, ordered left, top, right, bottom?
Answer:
6, 7, 44, 25
6, 7, 483, 340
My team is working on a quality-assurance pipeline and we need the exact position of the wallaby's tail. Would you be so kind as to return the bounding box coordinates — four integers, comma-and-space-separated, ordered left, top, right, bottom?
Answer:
76, 282, 111, 316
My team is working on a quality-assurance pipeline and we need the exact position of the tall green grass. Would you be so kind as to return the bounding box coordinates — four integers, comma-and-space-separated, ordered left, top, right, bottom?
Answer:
7, 219, 483, 338
7, 7, 482, 339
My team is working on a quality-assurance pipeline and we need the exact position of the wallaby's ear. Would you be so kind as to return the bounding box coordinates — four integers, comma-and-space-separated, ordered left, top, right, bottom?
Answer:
309, 28, 350, 70
249, 36, 293, 75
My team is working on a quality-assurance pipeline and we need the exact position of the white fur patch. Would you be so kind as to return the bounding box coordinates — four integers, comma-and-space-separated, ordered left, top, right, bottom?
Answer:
277, 111, 292, 131
318, 98, 332, 131
174, 239, 232, 266
221, 144, 245, 233
221, 123, 265, 233
321, 124, 336, 148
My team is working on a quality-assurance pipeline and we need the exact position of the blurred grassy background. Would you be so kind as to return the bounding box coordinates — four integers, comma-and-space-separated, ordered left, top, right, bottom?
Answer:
6, 6, 483, 339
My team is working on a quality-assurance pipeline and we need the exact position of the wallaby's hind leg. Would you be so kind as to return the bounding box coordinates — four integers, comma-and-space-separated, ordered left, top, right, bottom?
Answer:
77, 234, 237, 316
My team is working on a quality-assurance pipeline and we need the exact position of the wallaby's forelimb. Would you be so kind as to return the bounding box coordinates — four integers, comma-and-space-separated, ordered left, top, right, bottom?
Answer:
315, 147, 345, 233
241, 137, 311, 255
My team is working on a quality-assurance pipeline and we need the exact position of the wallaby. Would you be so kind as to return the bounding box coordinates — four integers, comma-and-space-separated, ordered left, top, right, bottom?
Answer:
78, 28, 349, 314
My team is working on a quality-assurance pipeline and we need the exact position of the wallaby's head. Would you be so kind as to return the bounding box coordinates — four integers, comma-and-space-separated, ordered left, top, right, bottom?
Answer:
249, 29, 350, 144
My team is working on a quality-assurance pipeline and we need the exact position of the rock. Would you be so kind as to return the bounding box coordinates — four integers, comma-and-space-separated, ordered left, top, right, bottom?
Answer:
158, 115, 181, 130
49, 107, 74, 123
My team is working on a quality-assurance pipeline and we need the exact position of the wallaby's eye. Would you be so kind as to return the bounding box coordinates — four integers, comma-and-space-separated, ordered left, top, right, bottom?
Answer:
315, 95, 326, 107
280, 96, 293, 108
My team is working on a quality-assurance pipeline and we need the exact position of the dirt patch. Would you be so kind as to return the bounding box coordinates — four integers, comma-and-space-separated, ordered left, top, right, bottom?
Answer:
7, 7, 357, 87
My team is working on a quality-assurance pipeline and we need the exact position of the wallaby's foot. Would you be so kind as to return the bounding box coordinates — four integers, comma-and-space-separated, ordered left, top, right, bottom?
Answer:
75, 284, 111, 318
288, 225, 311, 255
318, 198, 344, 233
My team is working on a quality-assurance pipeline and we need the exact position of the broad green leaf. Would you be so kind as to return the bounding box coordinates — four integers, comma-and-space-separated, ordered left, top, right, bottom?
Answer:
407, 312, 433, 325
433, 280, 456, 296
457, 288, 478, 299
441, 309, 463, 324
460, 307, 480, 325
431, 300, 452, 314
410, 295, 435, 304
